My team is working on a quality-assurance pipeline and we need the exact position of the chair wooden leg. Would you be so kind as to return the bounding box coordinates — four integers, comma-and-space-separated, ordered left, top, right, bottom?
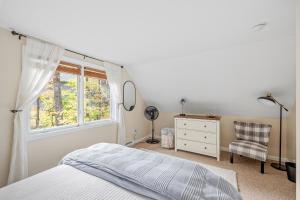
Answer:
230, 152, 233, 163
261, 162, 264, 174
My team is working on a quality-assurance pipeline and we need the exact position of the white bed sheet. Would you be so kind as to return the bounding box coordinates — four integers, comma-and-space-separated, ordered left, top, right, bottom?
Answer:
0, 165, 149, 200
0, 163, 238, 200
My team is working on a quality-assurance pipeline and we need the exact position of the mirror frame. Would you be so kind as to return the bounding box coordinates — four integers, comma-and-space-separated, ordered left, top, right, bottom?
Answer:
122, 80, 136, 111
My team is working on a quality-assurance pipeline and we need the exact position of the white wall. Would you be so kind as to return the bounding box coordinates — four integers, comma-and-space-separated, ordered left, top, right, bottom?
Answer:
287, 103, 296, 161
296, 0, 300, 197
28, 124, 117, 176
0, 26, 21, 187
0, 27, 149, 187
127, 36, 295, 118
123, 72, 150, 144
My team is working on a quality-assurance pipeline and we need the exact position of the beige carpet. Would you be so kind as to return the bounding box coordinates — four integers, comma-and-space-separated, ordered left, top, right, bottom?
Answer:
134, 142, 296, 200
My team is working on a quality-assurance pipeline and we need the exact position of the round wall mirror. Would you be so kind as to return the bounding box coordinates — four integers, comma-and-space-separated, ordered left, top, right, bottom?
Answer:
123, 81, 136, 111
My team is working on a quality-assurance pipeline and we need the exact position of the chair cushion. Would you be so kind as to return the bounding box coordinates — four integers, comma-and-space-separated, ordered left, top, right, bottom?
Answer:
229, 140, 268, 162
234, 121, 272, 145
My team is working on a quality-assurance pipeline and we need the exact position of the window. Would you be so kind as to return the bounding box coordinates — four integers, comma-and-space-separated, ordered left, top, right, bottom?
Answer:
30, 60, 110, 132
84, 67, 110, 122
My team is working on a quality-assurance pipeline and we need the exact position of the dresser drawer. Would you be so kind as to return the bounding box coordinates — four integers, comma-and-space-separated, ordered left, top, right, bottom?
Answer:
176, 119, 216, 133
177, 139, 216, 156
186, 120, 216, 133
176, 119, 188, 128
177, 129, 216, 144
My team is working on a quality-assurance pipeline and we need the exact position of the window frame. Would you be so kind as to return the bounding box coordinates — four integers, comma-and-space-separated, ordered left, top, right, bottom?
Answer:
28, 56, 114, 140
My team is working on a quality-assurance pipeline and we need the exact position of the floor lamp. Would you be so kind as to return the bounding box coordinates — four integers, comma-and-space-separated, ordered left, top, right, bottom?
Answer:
257, 93, 288, 171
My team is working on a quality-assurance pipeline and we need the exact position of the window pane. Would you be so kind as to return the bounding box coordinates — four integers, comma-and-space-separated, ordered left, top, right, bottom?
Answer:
84, 77, 110, 122
30, 71, 78, 130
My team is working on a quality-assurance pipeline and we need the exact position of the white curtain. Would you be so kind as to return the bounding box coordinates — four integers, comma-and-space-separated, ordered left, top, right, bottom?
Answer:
104, 62, 126, 145
8, 38, 64, 184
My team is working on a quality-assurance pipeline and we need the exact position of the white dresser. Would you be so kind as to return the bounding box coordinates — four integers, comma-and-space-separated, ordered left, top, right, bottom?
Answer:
174, 115, 220, 161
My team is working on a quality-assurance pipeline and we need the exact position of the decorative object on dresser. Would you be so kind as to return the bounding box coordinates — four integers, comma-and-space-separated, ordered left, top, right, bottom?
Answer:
144, 106, 160, 144
257, 93, 288, 171
179, 98, 186, 116
229, 121, 272, 174
174, 115, 221, 161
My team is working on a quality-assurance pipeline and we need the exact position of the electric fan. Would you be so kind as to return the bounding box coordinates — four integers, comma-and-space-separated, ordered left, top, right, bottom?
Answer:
144, 106, 160, 144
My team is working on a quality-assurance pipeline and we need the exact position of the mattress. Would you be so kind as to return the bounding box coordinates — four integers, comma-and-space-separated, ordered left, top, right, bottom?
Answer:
0, 165, 149, 200
0, 163, 238, 200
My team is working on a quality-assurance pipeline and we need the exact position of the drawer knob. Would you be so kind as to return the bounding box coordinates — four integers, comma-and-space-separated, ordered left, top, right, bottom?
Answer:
204, 147, 207, 149
204, 125, 207, 128
184, 133, 187, 136
184, 123, 186, 126
184, 143, 187, 146
204, 136, 207, 139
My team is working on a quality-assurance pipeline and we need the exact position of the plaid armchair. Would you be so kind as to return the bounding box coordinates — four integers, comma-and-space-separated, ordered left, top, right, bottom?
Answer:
229, 121, 272, 173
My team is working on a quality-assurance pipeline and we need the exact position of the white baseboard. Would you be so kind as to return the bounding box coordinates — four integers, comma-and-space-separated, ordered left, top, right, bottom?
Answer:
127, 140, 295, 163
126, 135, 151, 147
221, 146, 295, 163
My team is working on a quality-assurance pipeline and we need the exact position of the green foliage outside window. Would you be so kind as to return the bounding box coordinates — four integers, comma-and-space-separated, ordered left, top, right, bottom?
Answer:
31, 70, 110, 130
84, 77, 110, 122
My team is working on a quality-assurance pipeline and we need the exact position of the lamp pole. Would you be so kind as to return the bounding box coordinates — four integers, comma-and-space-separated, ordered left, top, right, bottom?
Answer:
271, 100, 288, 171
258, 93, 288, 171
279, 105, 283, 169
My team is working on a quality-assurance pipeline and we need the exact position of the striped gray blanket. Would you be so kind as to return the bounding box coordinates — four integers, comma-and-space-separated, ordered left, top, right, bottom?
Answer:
61, 143, 242, 200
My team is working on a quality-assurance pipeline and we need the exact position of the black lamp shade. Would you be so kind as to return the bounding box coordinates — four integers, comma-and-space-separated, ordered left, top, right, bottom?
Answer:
257, 95, 276, 106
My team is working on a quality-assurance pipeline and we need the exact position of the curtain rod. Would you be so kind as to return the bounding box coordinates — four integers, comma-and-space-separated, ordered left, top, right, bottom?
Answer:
11, 30, 124, 69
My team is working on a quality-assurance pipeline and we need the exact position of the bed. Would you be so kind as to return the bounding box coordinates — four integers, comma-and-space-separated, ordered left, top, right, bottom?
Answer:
0, 143, 242, 200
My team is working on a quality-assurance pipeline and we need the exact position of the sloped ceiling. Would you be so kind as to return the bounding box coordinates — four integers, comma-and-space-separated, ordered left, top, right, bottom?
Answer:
0, 0, 295, 117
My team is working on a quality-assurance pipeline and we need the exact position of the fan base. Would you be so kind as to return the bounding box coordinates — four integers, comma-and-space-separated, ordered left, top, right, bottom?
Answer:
146, 138, 160, 144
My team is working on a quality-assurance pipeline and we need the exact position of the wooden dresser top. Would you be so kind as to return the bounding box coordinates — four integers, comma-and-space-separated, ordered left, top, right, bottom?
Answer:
174, 114, 221, 121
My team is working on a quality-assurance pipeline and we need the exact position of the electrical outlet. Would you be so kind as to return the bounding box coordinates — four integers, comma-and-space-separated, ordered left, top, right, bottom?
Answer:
133, 129, 137, 135
133, 129, 137, 144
